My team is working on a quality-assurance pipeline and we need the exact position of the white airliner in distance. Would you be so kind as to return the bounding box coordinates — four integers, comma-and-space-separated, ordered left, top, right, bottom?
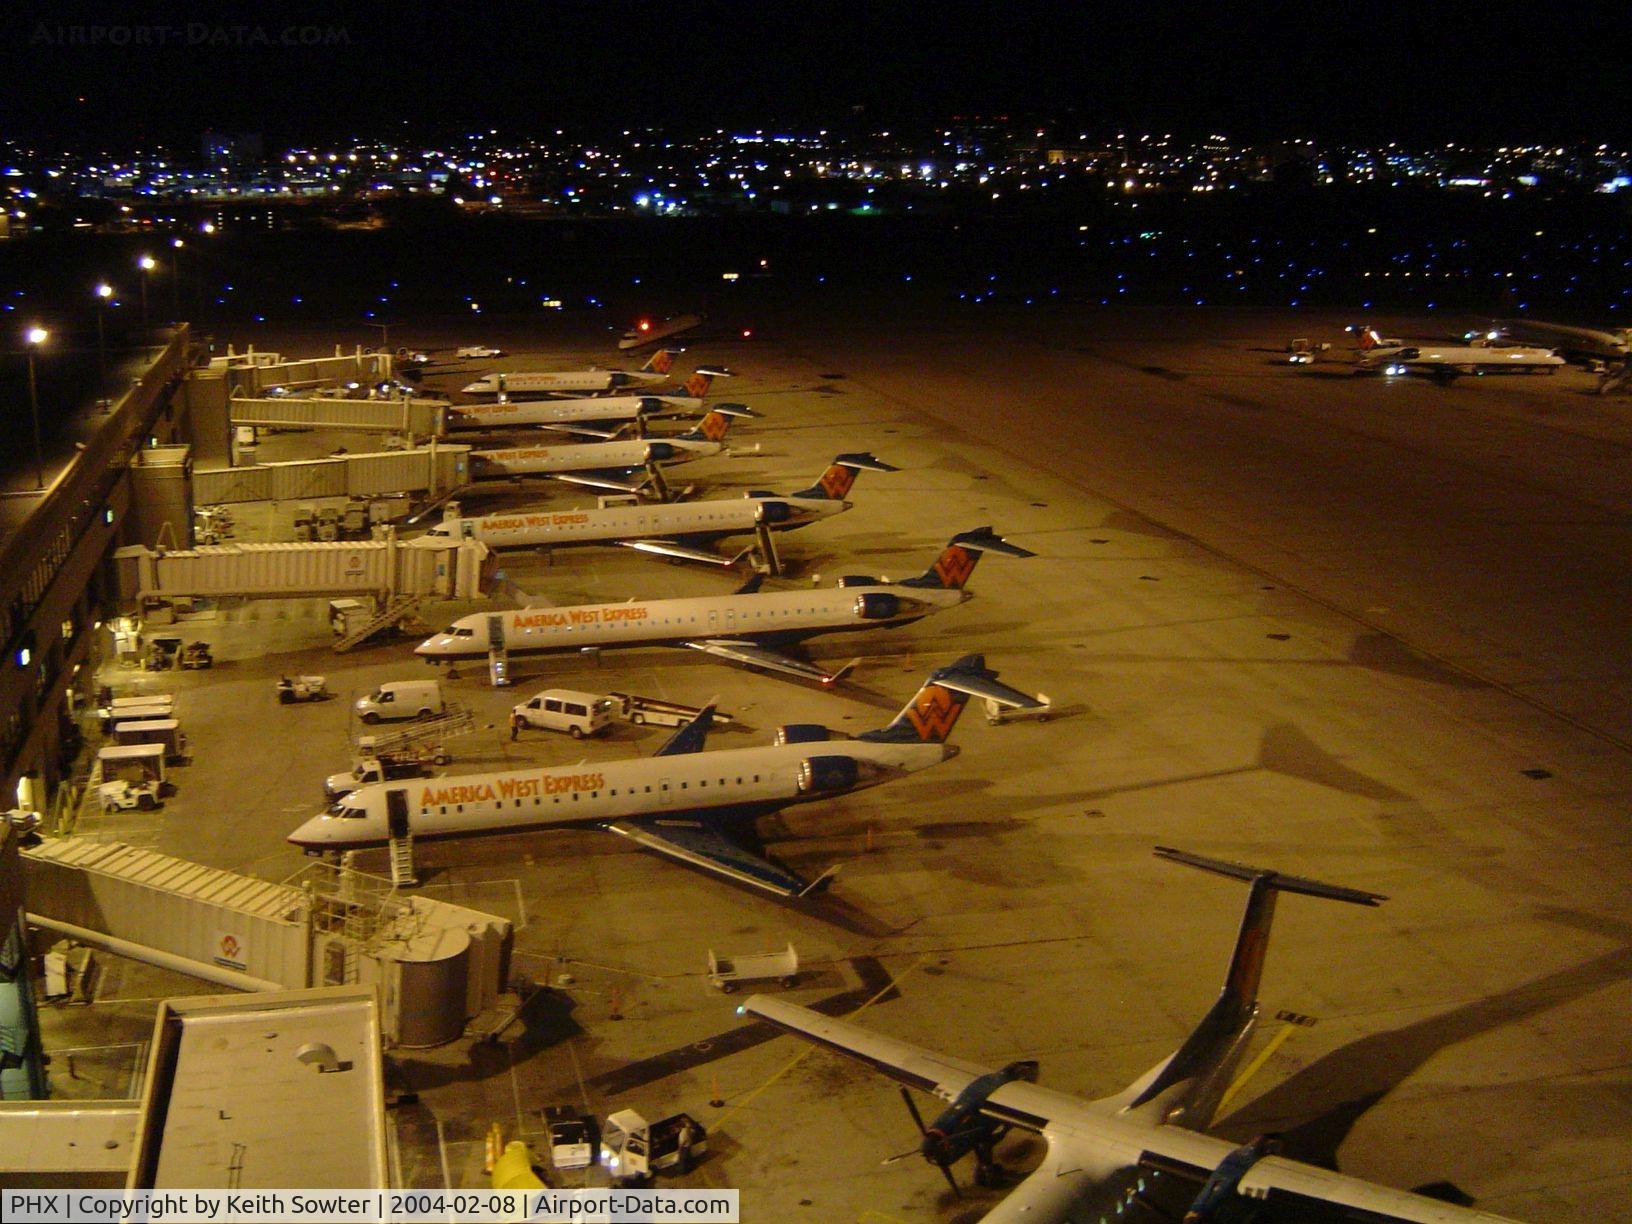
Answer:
1353, 328, 1564, 378
460, 348, 683, 396
1489, 318, 1630, 363
619, 313, 703, 350
446, 368, 735, 434
414, 526, 1033, 684
468, 406, 752, 493
742, 847, 1524, 1223
420, 453, 895, 566
289, 654, 1040, 897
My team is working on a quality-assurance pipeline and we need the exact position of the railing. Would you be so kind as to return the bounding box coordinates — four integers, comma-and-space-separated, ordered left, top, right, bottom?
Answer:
0, 326, 196, 660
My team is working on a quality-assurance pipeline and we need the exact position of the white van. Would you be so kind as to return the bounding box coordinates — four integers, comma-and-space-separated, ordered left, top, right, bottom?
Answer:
355, 680, 445, 724
513, 689, 614, 739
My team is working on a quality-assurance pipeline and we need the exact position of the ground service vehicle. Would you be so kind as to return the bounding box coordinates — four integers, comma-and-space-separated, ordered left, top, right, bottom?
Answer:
512, 690, 615, 738
355, 680, 444, 724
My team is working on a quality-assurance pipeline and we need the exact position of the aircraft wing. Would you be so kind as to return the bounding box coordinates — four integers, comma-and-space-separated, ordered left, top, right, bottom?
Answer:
547, 470, 649, 496
603, 816, 831, 897
742, 995, 992, 1103
621, 539, 747, 568
531, 422, 633, 440
680, 639, 856, 685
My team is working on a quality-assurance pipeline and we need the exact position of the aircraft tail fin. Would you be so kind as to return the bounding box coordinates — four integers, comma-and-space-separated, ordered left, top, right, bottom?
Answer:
1120, 848, 1386, 1127
791, 452, 900, 501
857, 653, 1037, 744
681, 366, 733, 399
643, 347, 684, 376
899, 526, 1035, 591
679, 407, 741, 443
654, 703, 716, 756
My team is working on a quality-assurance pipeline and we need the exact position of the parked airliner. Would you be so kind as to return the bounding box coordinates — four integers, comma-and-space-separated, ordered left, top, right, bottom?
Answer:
414, 527, 1033, 684
445, 368, 735, 434
468, 406, 752, 493
289, 654, 1039, 896
742, 847, 1523, 1222
420, 453, 895, 565
460, 348, 683, 396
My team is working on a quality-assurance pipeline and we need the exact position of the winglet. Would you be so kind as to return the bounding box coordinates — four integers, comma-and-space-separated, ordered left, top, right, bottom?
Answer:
821, 659, 860, 686
655, 704, 716, 756
797, 864, 841, 897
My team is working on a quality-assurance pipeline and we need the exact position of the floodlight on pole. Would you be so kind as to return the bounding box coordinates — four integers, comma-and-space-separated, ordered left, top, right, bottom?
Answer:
24, 327, 48, 489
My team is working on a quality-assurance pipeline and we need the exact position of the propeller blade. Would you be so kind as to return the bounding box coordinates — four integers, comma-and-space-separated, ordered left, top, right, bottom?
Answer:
899, 1086, 928, 1135
882, 1148, 920, 1165
938, 1161, 962, 1199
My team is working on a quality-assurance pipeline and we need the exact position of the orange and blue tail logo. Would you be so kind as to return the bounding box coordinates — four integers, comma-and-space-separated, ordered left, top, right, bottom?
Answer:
817, 463, 857, 500
683, 370, 713, 398
931, 544, 978, 589
697, 410, 730, 442
902, 683, 968, 742
649, 349, 677, 375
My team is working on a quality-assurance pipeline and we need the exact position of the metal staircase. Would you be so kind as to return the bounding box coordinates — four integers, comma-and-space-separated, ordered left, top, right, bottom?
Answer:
332, 594, 425, 653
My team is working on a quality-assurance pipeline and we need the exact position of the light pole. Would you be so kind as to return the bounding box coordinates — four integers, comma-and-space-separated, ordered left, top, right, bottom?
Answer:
94, 282, 112, 409
137, 254, 156, 353
169, 238, 184, 321
24, 327, 47, 489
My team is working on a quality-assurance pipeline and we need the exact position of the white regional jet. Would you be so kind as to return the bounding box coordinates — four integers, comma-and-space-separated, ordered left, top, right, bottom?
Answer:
420, 453, 896, 566
414, 527, 1032, 684
742, 847, 1524, 1223
445, 368, 736, 436
288, 654, 1039, 896
467, 406, 752, 493
1354, 329, 1563, 378
460, 348, 683, 396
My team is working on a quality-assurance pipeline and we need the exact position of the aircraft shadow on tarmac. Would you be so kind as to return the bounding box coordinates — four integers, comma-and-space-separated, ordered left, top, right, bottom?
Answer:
1218, 909, 1632, 1193
391, 987, 585, 1095
1073, 721, 1411, 806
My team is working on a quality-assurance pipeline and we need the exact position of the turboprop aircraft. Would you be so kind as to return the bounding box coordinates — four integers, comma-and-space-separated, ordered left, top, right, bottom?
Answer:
740, 847, 1524, 1223
460, 348, 683, 396
467, 406, 752, 493
414, 526, 1032, 684
445, 368, 735, 434
420, 453, 895, 566
289, 654, 1039, 897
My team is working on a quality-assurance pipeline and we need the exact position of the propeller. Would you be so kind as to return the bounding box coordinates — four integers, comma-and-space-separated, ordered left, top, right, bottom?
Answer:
898, 1087, 961, 1199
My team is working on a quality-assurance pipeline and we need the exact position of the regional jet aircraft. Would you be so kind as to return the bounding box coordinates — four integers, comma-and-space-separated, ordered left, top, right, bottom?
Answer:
414, 526, 1032, 684
445, 368, 735, 434
289, 654, 1038, 897
619, 313, 703, 350
460, 348, 683, 396
741, 847, 1523, 1222
421, 453, 895, 565
1360, 341, 1564, 378
467, 406, 752, 493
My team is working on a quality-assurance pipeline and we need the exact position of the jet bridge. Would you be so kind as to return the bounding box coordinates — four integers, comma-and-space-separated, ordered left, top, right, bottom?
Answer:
111, 531, 490, 604
21, 840, 512, 1047
229, 393, 446, 437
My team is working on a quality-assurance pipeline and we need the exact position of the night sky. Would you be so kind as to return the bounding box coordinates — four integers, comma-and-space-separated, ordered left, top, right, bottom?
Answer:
3, 0, 1630, 147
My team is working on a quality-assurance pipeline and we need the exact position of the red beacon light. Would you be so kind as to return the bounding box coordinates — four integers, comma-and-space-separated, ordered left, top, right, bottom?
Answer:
638, 319, 651, 332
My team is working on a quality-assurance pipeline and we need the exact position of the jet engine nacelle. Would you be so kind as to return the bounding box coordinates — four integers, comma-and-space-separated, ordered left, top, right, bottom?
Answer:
776, 723, 836, 746
853, 592, 901, 619
755, 500, 793, 524
836, 575, 885, 588
797, 755, 860, 794
645, 442, 679, 461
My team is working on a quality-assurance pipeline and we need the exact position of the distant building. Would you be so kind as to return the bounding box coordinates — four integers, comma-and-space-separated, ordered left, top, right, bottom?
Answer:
201, 130, 264, 169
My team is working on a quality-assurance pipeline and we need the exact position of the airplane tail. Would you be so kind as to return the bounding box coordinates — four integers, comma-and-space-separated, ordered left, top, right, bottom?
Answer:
678, 406, 748, 444
899, 526, 1035, 591
681, 365, 733, 399
791, 452, 900, 501
1119, 848, 1386, 1128
857, 654, 1039, 744
643, 347, 684, 376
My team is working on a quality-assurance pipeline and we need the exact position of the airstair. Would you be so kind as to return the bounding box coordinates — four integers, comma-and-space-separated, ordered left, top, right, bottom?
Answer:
333, 594, 425, 652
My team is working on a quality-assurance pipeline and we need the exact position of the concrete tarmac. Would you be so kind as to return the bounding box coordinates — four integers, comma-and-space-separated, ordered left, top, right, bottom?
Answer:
45, 302, 1632, 1221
